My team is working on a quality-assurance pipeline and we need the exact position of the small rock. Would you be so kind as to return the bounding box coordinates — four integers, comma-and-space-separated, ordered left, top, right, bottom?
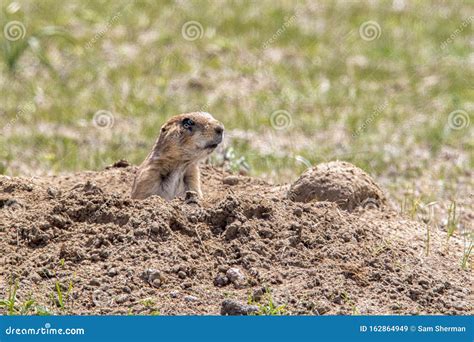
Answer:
181, 281, 192, 289
226, 267, 246, 287
225, 222, 241, 240
106, 159, 130, 169
170, 291, 179, 298
223, 176, 239, 186
221, 299, 259, 316
89, 279, 101, 286
107, 268, 118, 277
115, 294, 129, 304
142, 269, 164, 288
293, 207, 303, 217
150, 224, 161, 234
30, 272, 42, 284
122, 286, 132, 294
184, 295, 199, 302
134, 228, 147, 237
185, 191, 199, 205
178, 271, 187, 279
214, 273, 229, 287
251, 287, 266, 302
47, 187, 60, 198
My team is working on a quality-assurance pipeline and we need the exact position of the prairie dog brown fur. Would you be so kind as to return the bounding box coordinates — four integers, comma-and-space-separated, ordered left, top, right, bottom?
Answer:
131, 112, 224, 200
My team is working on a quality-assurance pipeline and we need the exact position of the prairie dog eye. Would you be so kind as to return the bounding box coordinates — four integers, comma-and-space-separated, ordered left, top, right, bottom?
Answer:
182, 118, 195, 130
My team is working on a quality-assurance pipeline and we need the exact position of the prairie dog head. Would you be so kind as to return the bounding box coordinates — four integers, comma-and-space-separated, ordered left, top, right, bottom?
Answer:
154, 112, 224, 163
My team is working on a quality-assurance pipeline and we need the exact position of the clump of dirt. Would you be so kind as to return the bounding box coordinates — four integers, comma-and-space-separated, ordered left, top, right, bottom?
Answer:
0, 162, 471, 315
288, 161, 386, 211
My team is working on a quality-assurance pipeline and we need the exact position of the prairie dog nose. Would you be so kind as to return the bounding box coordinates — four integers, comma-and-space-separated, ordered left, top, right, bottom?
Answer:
214, 125, 224, 135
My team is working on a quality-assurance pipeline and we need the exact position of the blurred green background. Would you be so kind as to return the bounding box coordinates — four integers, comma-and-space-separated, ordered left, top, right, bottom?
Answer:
0, 1, 473, 231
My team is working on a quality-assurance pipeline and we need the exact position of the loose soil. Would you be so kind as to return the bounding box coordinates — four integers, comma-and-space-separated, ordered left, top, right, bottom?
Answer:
0, 161, 471, 315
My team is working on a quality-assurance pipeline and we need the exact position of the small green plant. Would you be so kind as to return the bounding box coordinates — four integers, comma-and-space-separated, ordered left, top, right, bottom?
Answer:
140, 298, 156, 308
55, 281, 64, 309
248, 289, 287, 316
52, 280, 73, 310
223, 147, 250, 174
0, 279, 19, 315
140, 297, 160, 315
446, 201, 458, 246
0, 278, 52, 315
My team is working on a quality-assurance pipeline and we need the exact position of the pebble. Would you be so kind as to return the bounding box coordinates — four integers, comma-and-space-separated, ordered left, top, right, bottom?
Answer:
89, 279, 101, 286
30, 272, 42, 284
150, 224, 161, 234
225, 222, 241, 240
47, 187, 60, 198
115, 294, 129, 304
226, 267, 246, 286
178, 271, 187, 279
293, 207, 303, 217
251, 287, 266, 302
214, 273, 229, 287
220, 299, 259, 316
151, 279, 162, 288
223, 176, 239, 186
107, 268, 118, 277
184, 295, 199, 302
142, 269, 163, 288
184, 191, 199, 205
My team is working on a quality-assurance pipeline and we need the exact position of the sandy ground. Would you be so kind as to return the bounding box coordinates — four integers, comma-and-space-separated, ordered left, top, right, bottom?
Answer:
0, 161, 471, 315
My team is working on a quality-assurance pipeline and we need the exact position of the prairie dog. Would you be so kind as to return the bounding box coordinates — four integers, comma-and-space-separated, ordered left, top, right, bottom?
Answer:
131, 112, 224, 200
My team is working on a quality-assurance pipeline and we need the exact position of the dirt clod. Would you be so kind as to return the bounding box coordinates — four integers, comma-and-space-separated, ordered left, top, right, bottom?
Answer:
287, 161, 386, 211
221, 299, 259, 316
223, 176, 239, 186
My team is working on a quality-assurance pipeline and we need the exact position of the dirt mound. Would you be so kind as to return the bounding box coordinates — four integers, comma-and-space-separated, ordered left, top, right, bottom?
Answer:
0, 163, 471, 315
288, 161, 386, 211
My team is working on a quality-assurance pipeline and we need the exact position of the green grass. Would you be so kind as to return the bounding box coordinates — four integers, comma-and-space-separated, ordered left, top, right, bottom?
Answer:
0, 278, 52, 315
248, 289, 287, 316
0, 1, 472, 238
446, 201, 458, 246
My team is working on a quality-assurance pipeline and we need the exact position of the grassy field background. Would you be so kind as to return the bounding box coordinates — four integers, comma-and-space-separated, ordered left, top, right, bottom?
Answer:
0, 1, 472, 256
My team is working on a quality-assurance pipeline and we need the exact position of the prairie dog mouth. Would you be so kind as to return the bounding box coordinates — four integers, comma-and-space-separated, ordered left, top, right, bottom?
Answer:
204, 142, 220, 149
